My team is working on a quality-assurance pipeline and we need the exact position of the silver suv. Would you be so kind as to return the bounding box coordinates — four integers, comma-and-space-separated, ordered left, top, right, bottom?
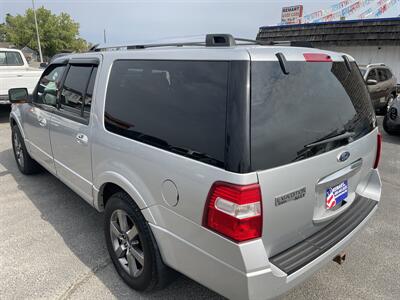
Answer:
8, 35, 382, 300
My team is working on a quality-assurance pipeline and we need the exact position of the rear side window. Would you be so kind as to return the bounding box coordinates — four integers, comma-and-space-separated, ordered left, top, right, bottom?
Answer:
84, 67, 97, 117
105, 60, 228, 167
61, 65, 93, 113
377, 68, 388, 82
60, 65, 97, 119
251, 61, 375, 171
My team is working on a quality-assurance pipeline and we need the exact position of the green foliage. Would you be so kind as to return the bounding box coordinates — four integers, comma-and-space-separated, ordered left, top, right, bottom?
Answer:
4, 8, 88, 57
0, 23, 6, 42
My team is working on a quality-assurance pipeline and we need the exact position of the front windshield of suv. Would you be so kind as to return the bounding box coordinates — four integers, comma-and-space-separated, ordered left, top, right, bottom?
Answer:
251, 61, 375, 171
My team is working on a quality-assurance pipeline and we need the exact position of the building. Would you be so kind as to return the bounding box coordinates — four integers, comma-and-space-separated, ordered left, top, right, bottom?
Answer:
257, 17, 400, 83
0, 42, 15, 48
21, 46, 39, 63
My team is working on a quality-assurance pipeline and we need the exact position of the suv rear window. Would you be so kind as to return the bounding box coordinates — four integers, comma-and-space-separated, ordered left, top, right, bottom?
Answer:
251, 61, 375, 170
105, 60, 228, 167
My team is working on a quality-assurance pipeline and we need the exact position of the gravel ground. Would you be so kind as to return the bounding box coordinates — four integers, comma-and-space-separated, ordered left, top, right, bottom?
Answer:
0, 105, 399, 300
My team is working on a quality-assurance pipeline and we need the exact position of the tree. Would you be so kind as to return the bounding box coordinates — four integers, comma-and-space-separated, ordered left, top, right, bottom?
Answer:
0, 23, 6, 42
4, 8, 88, 57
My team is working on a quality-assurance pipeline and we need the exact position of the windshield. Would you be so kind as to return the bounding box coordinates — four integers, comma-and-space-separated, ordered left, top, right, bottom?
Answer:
251, 61, 375, 171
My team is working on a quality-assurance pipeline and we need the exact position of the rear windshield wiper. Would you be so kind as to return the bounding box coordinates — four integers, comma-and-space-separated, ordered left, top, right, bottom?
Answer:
304, 131, 355, 149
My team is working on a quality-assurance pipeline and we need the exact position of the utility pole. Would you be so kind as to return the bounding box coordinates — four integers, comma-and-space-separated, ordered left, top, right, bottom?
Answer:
103, 29, 107, 44
32, 0, 43, 62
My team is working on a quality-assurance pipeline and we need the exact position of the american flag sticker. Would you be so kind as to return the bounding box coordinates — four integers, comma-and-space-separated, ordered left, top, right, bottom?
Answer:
326, 180, 348, 209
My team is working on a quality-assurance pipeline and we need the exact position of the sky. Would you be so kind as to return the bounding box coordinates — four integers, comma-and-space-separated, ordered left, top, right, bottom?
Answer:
0, 0, 399, 44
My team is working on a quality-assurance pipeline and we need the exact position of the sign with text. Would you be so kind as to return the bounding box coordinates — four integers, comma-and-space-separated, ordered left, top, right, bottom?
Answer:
281, 5, 304, 24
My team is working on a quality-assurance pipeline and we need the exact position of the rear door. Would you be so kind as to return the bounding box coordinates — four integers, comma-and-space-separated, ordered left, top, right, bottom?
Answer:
249, 51, 377, 256
49, 59, 99, 203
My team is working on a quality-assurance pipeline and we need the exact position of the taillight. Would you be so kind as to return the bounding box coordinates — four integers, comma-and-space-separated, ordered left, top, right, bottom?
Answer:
373, 132, 382, 169
303, 53, 333, 62
203, 182, 262, 242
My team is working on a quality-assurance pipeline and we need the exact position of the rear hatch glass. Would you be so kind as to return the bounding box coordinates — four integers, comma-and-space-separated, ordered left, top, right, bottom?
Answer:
251, 60, 375, 170
251, 58, 377, 258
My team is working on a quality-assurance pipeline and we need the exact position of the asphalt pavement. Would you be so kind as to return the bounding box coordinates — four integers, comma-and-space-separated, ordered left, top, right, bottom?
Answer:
0, 105, 399, 300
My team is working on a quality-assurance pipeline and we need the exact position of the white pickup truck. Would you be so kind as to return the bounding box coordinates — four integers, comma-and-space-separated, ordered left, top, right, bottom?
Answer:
0, 48, 43, 104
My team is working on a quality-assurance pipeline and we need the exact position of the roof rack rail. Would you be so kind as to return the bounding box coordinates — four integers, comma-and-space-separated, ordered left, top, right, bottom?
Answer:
366, 63, 386, 68
88, 34, 313, 52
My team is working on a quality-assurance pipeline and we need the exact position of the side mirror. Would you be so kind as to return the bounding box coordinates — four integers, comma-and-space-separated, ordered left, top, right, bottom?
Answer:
367, 79, 378, 86
39, 62, 48, 68
8, 88, 30, 104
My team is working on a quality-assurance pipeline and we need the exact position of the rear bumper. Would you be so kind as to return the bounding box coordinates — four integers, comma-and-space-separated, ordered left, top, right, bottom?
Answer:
148, 170, 381, 300
150, 199, 377, 300
247, 203, 378, 300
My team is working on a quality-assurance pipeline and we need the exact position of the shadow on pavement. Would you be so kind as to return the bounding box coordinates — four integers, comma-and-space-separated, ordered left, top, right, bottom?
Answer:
0, 145, 222, 299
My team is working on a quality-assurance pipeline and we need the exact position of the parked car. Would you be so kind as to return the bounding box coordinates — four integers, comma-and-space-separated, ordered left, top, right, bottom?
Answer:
0, 48, 43, 104
359, 64, 397, 113
8, 35, 382, 300
383, 95, 400, 135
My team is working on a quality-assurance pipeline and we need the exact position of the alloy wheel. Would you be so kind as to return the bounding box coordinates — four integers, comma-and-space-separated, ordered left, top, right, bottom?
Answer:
13, 131, 24, 169
110, 209, 144, 278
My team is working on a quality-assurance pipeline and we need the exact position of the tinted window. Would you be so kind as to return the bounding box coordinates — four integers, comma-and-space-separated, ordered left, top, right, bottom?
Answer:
0, 51, 24, 66
35, 65, 66, 106
83, 67, 97, 118
367, 69, 377, 81
386, 69, 392, 79
105, 60, 228, 167
251, 61, 375, 170
377, 68, 388, 82
60, 65, 93, 115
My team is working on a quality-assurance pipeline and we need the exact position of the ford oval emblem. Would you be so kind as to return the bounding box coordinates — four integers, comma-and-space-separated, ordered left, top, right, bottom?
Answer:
338, 151, 350, 162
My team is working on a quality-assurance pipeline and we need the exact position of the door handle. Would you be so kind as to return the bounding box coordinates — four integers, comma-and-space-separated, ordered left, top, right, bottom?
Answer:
76, 133, 88, 145
38, 117, 47, 127
17, 74, 23, 77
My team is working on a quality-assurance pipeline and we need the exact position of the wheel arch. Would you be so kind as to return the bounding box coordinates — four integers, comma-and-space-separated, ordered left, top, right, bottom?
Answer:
9, 114, 25, 140
93, 172, 152, 215
10, 114, 25, 140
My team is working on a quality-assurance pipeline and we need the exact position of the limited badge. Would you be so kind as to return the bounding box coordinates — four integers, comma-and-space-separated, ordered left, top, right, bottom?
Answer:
275, 187, 306, 207
326, 180, 348, 209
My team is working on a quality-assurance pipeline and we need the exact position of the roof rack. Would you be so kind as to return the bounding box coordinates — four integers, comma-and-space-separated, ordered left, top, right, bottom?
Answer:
89, 34, 313, 52
366, 63, 386, 68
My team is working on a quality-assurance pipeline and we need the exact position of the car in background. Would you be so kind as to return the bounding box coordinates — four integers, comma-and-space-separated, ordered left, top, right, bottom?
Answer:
383, 95, 400, 135
0, 48, 43, 104
359, 64, 397, 114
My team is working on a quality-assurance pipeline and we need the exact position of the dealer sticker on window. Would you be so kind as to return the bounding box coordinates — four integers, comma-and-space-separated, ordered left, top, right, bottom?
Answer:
326, 180, 348, 209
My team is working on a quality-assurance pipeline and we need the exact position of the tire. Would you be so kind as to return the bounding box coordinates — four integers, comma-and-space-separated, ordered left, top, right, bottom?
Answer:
383, 114, 396, 135
104, 192, 176, 291
386, 94, 395, 112
11, 125, 41, 175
